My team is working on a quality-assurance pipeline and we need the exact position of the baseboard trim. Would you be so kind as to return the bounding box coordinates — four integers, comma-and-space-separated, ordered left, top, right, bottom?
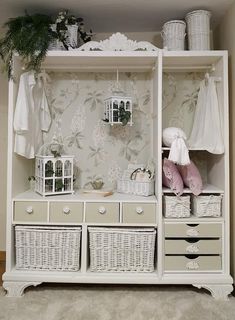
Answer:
0, 251, 6, 262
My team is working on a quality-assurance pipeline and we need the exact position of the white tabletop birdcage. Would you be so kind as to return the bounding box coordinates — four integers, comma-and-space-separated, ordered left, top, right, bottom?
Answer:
35, 142, 74, 196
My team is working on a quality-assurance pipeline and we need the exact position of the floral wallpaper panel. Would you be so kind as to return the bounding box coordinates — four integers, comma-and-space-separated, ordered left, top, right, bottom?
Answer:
44, 72, 153, 189
162, 72, 204, 137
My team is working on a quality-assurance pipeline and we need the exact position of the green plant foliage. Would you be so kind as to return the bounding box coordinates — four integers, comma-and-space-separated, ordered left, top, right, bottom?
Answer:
119, 106, 131, 126
0, 12, 54, 79
55, 179, 64, 192
0, 10, 92, 79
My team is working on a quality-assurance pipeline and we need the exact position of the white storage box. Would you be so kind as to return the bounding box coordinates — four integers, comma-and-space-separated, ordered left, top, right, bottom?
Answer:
162, 20, 186, 51
35, 155, 74, 196
164, 195, 191, 218
186, 10, 211, 50
193, 195, 222, 217
15, 226, 81, 271
117, 179, 154, 196
89, 227, 156, 272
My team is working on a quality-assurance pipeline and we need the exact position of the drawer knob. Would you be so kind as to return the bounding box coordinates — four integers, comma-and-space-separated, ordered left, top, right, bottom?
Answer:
186, 261, 199, 270
136, 207, 143, 214
186, 244, 199, 253
98, 206, 106, 214
186, 228, 199, 237
63, 207, 70, 214
26, 206, 33, 214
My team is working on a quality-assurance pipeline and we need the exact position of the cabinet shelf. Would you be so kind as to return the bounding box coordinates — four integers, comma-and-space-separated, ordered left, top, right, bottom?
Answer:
13, 190, 157, 202
162, 147, 208, 151
163, 217, 224, 223
162, 184, 224, 194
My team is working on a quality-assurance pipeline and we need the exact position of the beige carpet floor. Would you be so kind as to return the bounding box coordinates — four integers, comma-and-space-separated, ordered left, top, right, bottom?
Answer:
0, 284, 234, 320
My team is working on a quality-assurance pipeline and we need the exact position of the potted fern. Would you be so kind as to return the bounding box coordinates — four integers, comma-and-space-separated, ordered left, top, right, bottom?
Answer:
0, 10, 92, 79
0, 12, 54, 78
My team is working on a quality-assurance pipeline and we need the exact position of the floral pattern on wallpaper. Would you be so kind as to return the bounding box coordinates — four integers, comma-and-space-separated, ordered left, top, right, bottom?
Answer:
162, 72, 203, 137
44, 72, 152, 189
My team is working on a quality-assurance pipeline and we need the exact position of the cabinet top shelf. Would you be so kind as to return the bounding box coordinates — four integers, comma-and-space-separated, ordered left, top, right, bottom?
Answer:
163, 51, 227, 71
13, 50, 227, 73
40, 51, 159, 72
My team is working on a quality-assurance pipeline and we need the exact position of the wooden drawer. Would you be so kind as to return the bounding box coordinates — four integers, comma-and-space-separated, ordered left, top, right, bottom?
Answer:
165, 239, 222, 254
122, 203, 156, 223
14, 201, 47, 222
165, 255, 222, 271
85, 202, 119, 223
50, 202, 83, 223
165, 223, 222, 238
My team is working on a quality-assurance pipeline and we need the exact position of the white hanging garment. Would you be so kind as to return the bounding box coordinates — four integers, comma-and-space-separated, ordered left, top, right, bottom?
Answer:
188, 77, 224, 154
14, 71, 51, 159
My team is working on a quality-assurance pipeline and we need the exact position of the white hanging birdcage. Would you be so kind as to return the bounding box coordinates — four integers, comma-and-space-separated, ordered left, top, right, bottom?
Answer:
104, 70, 133, 126
35, 141, 74, 196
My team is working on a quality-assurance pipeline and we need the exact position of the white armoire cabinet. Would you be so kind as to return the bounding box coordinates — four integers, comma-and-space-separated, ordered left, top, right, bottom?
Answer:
2, 34, 233, 299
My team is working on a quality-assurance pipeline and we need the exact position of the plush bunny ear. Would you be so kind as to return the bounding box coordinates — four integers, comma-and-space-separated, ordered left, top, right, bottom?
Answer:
162, 127, 190, 165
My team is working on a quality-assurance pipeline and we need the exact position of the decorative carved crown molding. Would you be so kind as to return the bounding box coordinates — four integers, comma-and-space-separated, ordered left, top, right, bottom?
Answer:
73, 33, 159, 52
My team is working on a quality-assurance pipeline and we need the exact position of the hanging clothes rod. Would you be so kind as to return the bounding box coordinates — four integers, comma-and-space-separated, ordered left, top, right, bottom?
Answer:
204, 72, 222, 83
163, 65, 213, 71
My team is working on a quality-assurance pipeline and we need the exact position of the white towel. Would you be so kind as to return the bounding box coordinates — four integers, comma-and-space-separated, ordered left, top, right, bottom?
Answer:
163, 127, 190, 165
168, 136, 190, 165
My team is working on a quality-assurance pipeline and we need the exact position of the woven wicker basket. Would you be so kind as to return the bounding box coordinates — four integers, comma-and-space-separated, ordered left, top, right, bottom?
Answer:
193, 195, 222, 217
164, 195, 191, 218
117, 179, 154, 196
186, 10, 211, 50
161, 20, 186, 51
89, 227, 156, 272
15, 226, 81, 271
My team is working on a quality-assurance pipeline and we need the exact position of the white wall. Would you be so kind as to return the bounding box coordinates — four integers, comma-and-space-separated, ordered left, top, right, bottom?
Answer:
215, 0, 235, 278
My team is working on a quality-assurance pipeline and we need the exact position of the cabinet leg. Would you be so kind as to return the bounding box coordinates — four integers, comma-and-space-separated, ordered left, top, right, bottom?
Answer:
193, 284, 233, 300
3, 281, 42, 297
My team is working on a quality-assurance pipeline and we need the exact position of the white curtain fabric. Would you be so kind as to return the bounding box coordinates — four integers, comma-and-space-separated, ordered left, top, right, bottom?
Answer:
188, 77, 224, 154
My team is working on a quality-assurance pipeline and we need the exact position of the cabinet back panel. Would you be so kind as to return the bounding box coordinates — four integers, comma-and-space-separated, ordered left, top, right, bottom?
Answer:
44, 72, 153, 189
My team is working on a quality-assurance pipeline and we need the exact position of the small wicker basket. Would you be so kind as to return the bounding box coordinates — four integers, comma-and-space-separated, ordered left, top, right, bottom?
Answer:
186, 10, 211, 50
192, 195, 222, 217
89, 227, 156, 272
161, 20, 186, 51
117, 179, 154, 196
164, 195, 191, 218
15, 226, 81, 271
